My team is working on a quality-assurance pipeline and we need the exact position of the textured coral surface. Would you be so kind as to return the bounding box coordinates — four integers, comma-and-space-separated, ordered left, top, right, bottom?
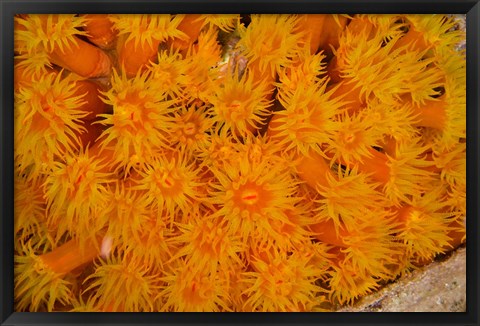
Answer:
14, 14, 466, 312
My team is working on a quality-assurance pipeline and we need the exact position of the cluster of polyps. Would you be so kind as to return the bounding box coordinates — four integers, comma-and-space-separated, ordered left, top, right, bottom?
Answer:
14, 14, 465, 312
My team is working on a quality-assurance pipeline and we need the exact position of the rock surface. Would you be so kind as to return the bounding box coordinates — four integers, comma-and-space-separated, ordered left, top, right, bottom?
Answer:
337, 246, 466, 312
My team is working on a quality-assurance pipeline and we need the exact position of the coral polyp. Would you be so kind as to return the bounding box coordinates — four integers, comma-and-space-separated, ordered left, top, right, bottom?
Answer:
133, 151, 205, 223
237, 14, 305, 77
83, 255, 161, 312
200, 14, 240, 32
43, 148, 113, 243
170, 103, 214, 154
277, 48, 327, 92
15, 247, 74, 312
100, 182, 152, 250
325, 110, 384, 165
111, 14, 185, 49
181, 27, 222, 103
327, 260, 382, 306
206, 67, 272, 137
14, 175, 48, 247
393, 185, 455, 264
14, 13, 466, 312
313, 165, 388, 233
169, 216, 245, 275
270, 78, 344, 155
15, 72, 88, 180
15, 14, 88, 54
97, 68, 174, 170
241, 252, 327, 312
208, 153, 300, 244
160, 262, 232, 312
398, 15, 464, 52
148, 49, 188, 100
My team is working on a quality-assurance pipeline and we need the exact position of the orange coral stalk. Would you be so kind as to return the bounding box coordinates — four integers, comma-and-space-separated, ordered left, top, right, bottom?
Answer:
379, 135, 398, 158
245, 61, 277, 112
48, 38, 111, 78
327, 79, 364, 113
316, 15, 349, 58
349, 148, 390, 185
13, 66, 35, 92
297, 14, 327, 54
309, 219, 346, 247
117, 36, 159, 78
112, 14, 186, 77
326, 57, 343, 83
15, 14, 111, 78
74, 80, 108, 121
81, 14, 118, 49
13, 13, 467, 312
393, 28, 429, 53
40, 237, 100, 275
410, 97, 447, 130
345, 15, 377, 39
14, 237, 100, 311
170, 14, 205, 52
88, 141, 117, 175
15, 249, 73, 311
294, 150, 333, 190
75, 119, 104, 149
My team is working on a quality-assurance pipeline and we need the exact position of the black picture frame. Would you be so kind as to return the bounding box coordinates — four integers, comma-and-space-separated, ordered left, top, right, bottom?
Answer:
1, 1, 479, 325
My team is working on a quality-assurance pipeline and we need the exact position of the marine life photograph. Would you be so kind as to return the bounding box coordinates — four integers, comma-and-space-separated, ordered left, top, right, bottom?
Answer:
13, 13, 466, 312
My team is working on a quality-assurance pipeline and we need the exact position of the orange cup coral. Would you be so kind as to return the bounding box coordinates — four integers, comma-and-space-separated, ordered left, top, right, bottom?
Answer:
13, 13, 466, 312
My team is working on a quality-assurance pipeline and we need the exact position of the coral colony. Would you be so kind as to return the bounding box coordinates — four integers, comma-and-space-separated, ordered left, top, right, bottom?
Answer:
14, 14, 466, 312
